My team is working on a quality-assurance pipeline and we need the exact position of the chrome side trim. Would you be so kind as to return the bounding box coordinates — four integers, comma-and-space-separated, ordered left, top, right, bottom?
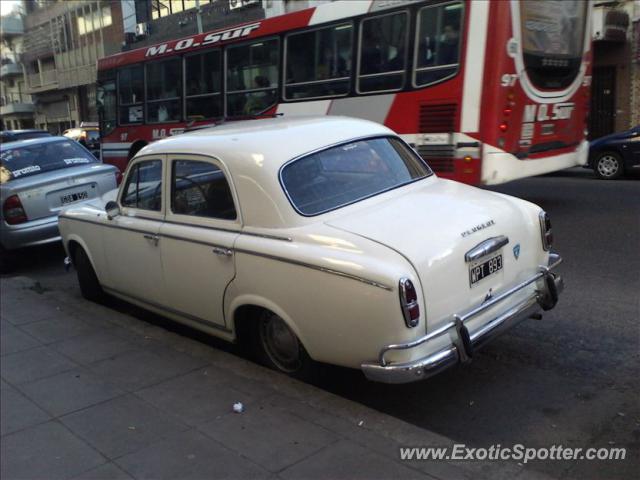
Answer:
103, 286, 232, 333
234, 247, 393, 291
60, 216, 391, 291
464, 235, 509, 262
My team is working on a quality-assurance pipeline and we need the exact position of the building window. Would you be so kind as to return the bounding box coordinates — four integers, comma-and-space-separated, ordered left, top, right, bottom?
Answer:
77, 5, 112, 35
185, 50, 222, 121
284, 23, 352, 100
146, 58, 182, 122
226, 38, 279, 116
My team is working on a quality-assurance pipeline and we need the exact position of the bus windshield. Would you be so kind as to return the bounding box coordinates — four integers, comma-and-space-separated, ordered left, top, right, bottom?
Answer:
519, 0, 587, 89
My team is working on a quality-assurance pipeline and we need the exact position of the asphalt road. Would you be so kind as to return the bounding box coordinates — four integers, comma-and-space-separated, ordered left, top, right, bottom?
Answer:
4, 167, 639, 479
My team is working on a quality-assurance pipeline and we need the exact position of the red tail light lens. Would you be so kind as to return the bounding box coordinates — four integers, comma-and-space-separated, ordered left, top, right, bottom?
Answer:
499, 122, 509, 132
3, 195, 28, 225
399, 278, 420, 328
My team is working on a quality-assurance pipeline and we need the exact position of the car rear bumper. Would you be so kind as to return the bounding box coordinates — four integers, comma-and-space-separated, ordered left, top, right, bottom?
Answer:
361, 253, 564, 384
0, 216, 60, 250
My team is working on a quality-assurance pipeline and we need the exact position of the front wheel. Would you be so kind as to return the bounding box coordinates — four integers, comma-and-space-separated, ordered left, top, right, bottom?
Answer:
594, 151, 624, 180
252, 310, 316, 380
74, 247, 104, 302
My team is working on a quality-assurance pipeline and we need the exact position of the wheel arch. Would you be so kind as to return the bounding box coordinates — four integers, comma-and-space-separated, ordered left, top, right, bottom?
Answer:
66, 234, 102, 281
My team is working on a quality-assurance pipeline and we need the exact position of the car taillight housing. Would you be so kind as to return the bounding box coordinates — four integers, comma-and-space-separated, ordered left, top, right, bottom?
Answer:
539, 211, 553, 251
3, 195, 28, 225
399, 278, 420, 328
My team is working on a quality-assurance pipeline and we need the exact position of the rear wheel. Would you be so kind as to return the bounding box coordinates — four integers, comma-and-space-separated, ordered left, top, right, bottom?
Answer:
74, 247, 104, 302
250, 310, 316, 380
594, 151, 624, 180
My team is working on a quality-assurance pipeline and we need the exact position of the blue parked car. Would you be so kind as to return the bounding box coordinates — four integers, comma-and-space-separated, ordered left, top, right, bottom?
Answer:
588, 126, 640, 179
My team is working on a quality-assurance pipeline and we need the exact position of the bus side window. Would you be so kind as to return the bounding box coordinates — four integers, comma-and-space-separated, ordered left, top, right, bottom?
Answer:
185, 50, 222, 121
284, 23, 352, 100
414, 2, 464, 87
226, 38, 279, 117
146, 58, 182, 123
118, 65, 144, 125
358, 11, 408, 93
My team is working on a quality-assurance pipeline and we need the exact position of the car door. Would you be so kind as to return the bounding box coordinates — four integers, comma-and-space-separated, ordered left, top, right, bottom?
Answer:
102, 156, 166, 306
159, 155, 239, 330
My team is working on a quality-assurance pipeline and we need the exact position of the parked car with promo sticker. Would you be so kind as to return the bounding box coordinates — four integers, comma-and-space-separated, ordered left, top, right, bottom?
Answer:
58, 117, 563, 383
1, 137, 119, 271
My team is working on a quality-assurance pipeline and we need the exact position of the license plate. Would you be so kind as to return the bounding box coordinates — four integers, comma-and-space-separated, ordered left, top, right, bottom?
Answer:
60, 191, 89, 205
469, 253, 503, 287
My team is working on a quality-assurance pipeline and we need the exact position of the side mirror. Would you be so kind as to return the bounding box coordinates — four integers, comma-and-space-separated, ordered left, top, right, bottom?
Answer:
105, 201, 121, 220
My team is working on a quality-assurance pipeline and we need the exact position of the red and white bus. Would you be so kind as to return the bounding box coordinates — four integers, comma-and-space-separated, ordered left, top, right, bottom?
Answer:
97, 0, 592, 185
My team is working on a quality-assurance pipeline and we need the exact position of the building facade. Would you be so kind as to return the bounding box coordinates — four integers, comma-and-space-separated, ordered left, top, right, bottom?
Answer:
0, 12, 35, 130
590, 0, 640, 138
17, 0, 131, 134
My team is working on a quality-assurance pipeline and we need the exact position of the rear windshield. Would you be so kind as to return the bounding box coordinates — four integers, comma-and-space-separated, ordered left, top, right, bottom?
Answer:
0, 139, 98, 183
281, 137, 431, 216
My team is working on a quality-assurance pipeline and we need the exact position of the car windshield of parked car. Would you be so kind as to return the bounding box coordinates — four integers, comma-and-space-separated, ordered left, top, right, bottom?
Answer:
0, 139, 98, 183
281, 137, 431, 215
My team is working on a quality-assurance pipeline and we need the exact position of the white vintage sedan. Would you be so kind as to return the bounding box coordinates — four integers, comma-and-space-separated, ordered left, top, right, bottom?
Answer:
59, 117, 563, 383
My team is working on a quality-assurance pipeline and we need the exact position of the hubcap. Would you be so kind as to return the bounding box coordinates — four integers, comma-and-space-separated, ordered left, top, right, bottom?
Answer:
259, 314, 301, 372
597, 155, 619, 177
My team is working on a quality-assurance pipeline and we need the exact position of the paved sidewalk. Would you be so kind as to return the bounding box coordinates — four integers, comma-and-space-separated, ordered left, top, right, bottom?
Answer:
1, 276, 546, 480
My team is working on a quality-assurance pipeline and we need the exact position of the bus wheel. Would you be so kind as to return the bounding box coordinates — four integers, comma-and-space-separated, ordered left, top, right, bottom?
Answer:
594, 151, 623, 180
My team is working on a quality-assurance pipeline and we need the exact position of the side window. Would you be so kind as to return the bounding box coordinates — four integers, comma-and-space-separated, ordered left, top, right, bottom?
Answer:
118, 65, 144, 124
185, 50, 222, 121
121, 160, 163, 212
284, 23, 352, 100
171, 160, 237, 220
226, 38, 279, 116
359, 12, 408, 93
146, 58, 182, 123
414, 2, 463, 87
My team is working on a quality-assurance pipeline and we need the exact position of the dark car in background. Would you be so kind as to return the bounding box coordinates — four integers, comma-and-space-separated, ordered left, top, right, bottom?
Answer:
0, 130, 51, 144
588, 126, 640, 179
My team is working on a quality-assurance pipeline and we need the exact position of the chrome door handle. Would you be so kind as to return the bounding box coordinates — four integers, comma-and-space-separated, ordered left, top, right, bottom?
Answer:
212, 247, 233, 257
143, 234, 160, 246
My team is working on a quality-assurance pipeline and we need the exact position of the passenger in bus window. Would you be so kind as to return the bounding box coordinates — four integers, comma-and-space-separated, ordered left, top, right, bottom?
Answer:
439, 24, 460, 65
361, 29, 383, 75
243, 76, 273, 115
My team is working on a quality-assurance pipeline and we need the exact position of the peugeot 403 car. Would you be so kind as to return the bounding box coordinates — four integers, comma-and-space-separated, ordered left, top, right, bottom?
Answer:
59, 117, 563, 383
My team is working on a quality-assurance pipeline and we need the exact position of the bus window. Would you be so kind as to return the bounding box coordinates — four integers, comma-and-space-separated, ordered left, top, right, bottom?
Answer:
118, 65, 143, 125
226, 38, 279, 116
358, 12, 408, 93
146, 58, 182, 123
284, 23, 352, 100
97, 79, 116, 136
414, 2, 463, 87
185, 50, 222, 121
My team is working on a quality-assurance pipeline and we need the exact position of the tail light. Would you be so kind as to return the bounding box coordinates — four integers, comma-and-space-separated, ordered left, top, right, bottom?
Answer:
115, 170, 123, 185
3, 195, 28, 225
499, 122, 509, 132
399, 278, 420, 328
539, 211, 553, 251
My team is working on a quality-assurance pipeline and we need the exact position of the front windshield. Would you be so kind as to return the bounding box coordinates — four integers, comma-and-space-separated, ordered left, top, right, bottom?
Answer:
519, 0, 588, 89
281, 137, 431, 216
0, 140, 98, 183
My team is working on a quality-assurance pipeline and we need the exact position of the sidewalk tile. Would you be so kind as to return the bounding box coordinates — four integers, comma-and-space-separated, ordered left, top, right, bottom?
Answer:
1, 322, 41, 356
3, 298, 77, 326
1, 380, 51, 436
0, 421, 105, 480
50, 330, 138, 365
18, 368, 124, 417
1, 346, 78, 385
20, 317, 103, 345
60, 394, 188, 459
71, 462, 133, 480
88, 347, 207, 391
278, 439, 428, 480
114, 429, 268, 480
136, 367, 254, 426
198, 404, 339, 473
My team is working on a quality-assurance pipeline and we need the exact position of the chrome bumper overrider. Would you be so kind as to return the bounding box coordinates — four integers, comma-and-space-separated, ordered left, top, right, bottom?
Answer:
361, 253, 564, 384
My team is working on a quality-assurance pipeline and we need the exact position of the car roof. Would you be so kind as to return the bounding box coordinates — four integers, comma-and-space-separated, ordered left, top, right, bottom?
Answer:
0, 135, 69, 150
137, 116, 396, 229
1, 129, 50, 135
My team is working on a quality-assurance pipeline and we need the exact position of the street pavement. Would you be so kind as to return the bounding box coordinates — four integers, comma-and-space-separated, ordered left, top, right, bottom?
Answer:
1, 277, 535, 480
1, 167, 638, 479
